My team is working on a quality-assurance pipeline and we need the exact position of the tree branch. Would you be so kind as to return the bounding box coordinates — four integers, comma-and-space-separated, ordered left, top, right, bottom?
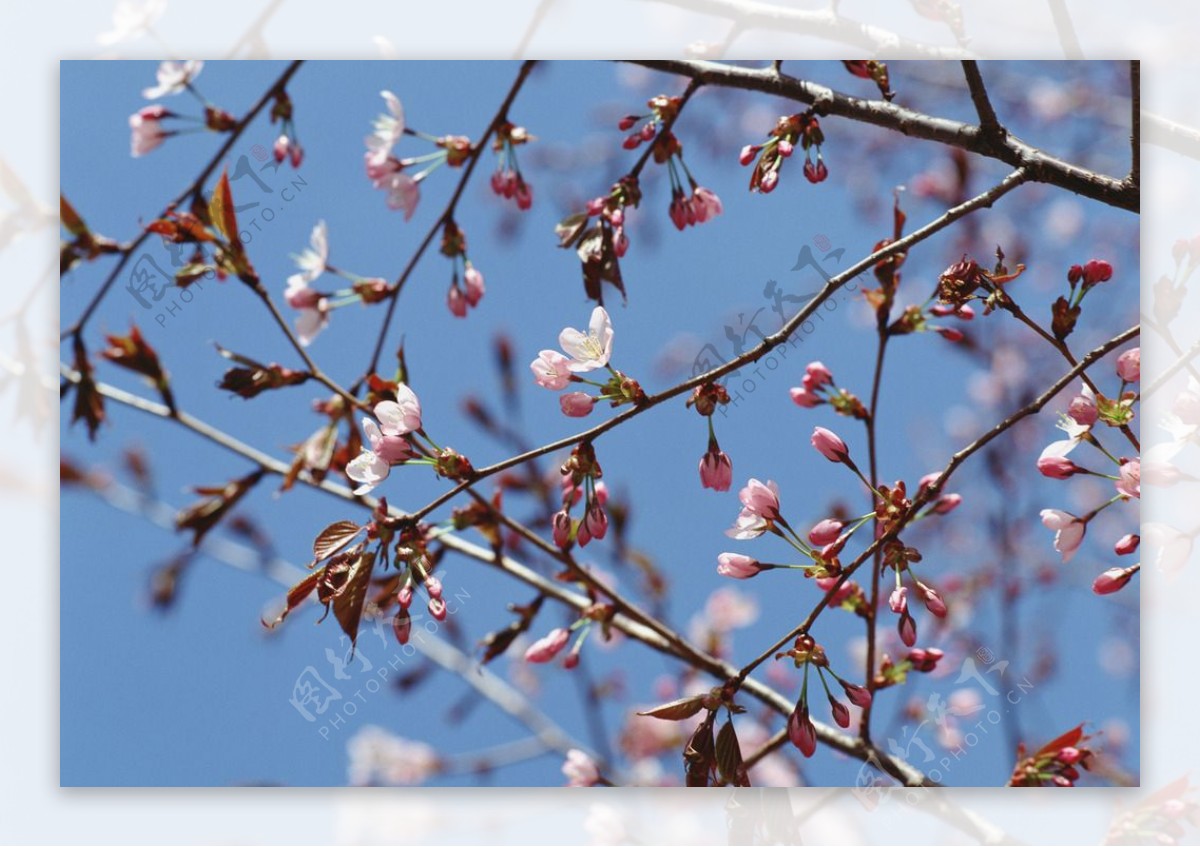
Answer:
629, 60, 1137, 212
961, 60, 1002, 135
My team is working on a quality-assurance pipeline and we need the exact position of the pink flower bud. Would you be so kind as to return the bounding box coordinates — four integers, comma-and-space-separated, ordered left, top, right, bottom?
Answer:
739, 144, 760, 166
289, 142, 304, 168
936, 327, 965, 343
1114, 533, 1140, 556
1057, 746, 1082, 765
699, 448, 733, 492
618, 115, 638, 131
273, 134, 289, 163
1116, 347, 1140, 383
716, 552, 763, 579
789, 386, 821, 408
463, 266, 485, 306
1092, 566, 1135, 595
759, 168, 779, 193
424, 575, 443, 600
582, 503, 608, 543
787, 705, 817, 757
559, 392, 596, 418
428, 597, 447, 621
524, 627, 570, 663
447, 282, 468, 317
552, 510, 573, 548
907, 647, 944, 672
932, 493, 962, 515
841, 682, 872, 708
1038, 455, 1081, 479
1082, 259, 1113, 286
898, 610, 917, 646
639, 122, 656, 141
921, 586, 947, 618
777, 139, 794, 158
889, 585, 908, 614
392, 611, 411, 645
829, 697, 851, 728
622, 133, 642, 150
808, 518, 844, 547
811, 426, 851, 464
397, 585, 414, 609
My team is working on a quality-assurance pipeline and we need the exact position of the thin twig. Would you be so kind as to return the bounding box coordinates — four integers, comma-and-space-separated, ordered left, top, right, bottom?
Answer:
1130, 60, 1141, 187
961, 60, 1002, 136
406, 168, 1031, 523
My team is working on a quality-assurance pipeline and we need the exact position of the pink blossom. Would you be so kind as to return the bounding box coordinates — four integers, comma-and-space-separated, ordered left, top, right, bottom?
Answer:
428, 597, 447, 621
446, 282, 468, 317
716, 552, 763, 579
366, 90, 405, 158
1114, 533, 1140, 556
704, 587, 759, 631
811, 426, 850, 464
524, 628, 570, 663
559, 392, 596, 417
738, 478, 781, 521
1116, 347, 1140, 383
699, 448, 733, 491
808, 518, 843, 546
294, 304, 330, 347
363, 419, 415, 464
1067, 388, 1099, 426
346, 726, 438, 786
777, 140, 794, 157
463, 266, 485, 307
691, 186, 723, 223
129, 110, 169, 157
562, 749, 600, 787
726, 510, 769, 540
804, 361, 834, 389
346, 450, 390, 495
559, 306, 614, 373
889, 585, 908, 614
531, 349, 573, 391
1115, 459, 1140, 499
1037, 455, 1081, 479
142, 59, 203, 99
577, 503, 608, 546
380, 171, 420, 220
372, 393, 420, 439
932, 493, 962, 514
908, 647, 944, 672
1093, 566, 1136, 595
1040, 508, 1086, 562
289, 220, 329, 289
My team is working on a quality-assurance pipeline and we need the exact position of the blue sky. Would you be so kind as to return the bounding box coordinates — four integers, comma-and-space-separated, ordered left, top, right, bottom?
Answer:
61, 60, 1139, 787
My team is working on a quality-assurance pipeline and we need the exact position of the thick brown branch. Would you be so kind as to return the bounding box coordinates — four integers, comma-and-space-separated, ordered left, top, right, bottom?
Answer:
629, 60, 1137, 212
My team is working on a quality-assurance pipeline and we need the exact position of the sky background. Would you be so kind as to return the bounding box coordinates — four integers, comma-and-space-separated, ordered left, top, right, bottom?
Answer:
60, 60, 1139, 787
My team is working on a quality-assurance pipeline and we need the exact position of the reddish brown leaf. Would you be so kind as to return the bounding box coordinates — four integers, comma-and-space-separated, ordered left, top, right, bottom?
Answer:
313, 520, 363, 562
637, 695, 706, 721
263, 569, 322, 629
209, 168, 239, 244
1034, 724, 1084, 759
331, 550, 376, 650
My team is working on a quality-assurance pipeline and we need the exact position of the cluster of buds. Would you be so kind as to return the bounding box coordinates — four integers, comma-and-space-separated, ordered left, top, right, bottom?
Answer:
872, 647, 946, 690
100, 323, 176, 414
617, 94, 681, 150
884, 544, 948, 647
1008, 726, 1095, 787
552, 443, 609, 548
780, 635, 873, 757
392, 550, 450, 644
556, 176, 640, 303
741, 109, 827, 192
524, 607, 606, 670
440, 219, 486, 318
1053, 258, 1113, 341
789, 360, 868, 419
889, 299, 975, 344
936, 251, 1026, 314
270, 89, 304, 168
529, 306, 643, 418
690, 383, 734, 491
283, 221, 394, 345
490, 121, 533, 209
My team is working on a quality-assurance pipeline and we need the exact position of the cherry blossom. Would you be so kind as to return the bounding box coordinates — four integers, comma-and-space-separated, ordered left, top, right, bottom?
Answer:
142, 60, 203, 99
129, 108, 170, 157
346, 449, 390, 495
559, 392, 596, 417
530, 350, 573, 390
525, 627, 570, 663
811, 426, 851, 464
1115, 458, 1140, 499
366, 90, 405, 158
559, 306, 614, 373
98, 0, 167, 46
1116, 347, 1140, 383
562, 749, 600, 787
377, 388, 423, 435
698, 447, 732, 491
1040, 508, 1086, 562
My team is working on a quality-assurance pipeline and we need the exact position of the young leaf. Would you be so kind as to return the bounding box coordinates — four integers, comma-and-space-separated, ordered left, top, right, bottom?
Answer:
637, 694, 706, 721
208, 168, 239, 246
1033, 724, 1085, 759
714, 718, 751, 787
60, 195, 88, 237
263, 569, 322, 629
331, 550, 376, 650
313, 520, 363, 562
